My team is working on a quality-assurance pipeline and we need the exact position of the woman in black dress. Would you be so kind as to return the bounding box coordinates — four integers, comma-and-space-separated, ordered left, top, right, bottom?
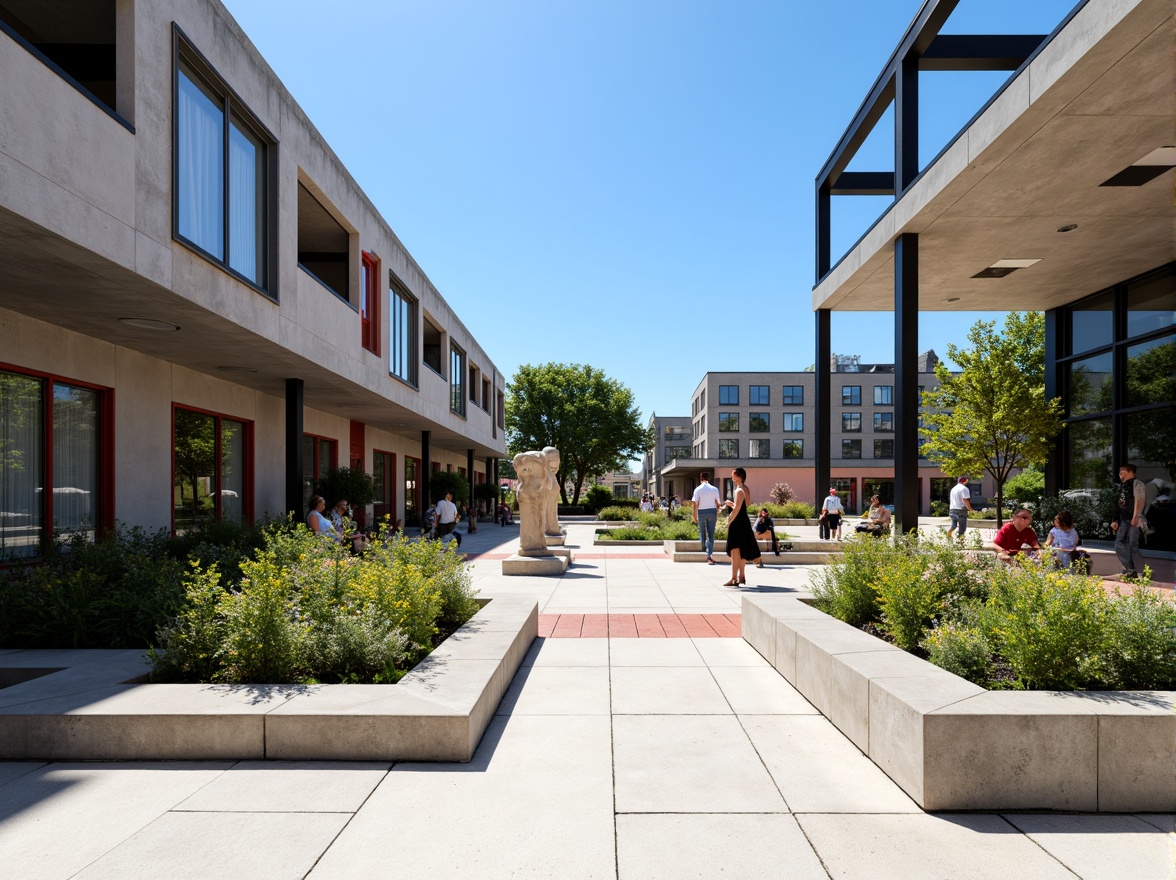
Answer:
721, 468, 761, 585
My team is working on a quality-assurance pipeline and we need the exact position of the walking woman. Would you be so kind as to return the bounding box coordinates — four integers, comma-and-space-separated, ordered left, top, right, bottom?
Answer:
720, 468, 761, 586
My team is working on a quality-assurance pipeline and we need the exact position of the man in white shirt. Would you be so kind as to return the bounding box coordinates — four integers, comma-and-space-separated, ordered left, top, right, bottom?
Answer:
820, 487, 845, 541
435, 490, 461, 547
691, 475, 722, 564
945, 476, 974, 541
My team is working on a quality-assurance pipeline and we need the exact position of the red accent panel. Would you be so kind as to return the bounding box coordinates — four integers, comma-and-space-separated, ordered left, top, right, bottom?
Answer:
349, 420, 365, 470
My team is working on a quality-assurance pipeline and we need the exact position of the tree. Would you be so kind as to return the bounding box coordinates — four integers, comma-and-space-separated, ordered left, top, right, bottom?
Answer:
919, 312, 1063, 526
769, 483, 796, 504
506, 363, 649, 505
428, 471, 469, 505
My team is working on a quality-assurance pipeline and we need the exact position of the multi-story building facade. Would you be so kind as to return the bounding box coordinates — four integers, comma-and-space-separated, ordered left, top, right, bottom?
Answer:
812, 0, 1173, 547
641, 415, 692, 501
654, 352, 992, 515
0, 0, 506, 557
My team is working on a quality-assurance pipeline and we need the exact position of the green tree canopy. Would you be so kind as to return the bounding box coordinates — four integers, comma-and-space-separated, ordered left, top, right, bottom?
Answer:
919, 312, 1063, 526
505, 363, 649, 504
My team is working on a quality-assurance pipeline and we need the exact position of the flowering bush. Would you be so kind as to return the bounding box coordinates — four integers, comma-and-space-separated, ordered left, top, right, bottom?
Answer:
150, 525, 477, 684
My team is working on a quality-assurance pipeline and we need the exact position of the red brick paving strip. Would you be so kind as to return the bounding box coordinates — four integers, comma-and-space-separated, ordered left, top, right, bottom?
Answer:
535, 614, 741, 638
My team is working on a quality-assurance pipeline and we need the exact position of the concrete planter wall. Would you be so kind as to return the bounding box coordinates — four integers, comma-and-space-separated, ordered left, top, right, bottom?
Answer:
742, 595, 1175, 812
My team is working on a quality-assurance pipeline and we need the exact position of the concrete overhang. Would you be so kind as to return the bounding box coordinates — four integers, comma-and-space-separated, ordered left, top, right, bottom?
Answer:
814, 0, 1174, 313
0, 206, 501, 458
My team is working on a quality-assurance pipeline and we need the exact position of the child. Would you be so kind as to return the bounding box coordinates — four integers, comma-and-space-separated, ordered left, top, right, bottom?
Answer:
1045, 510, 1080, 569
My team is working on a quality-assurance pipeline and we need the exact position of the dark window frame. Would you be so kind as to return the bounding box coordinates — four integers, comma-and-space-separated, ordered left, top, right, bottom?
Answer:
389, 277, 419, 387
783, 412, 804, 432
782, 385, 804, 405
450, 343, 467, 418
718, 385, 739, 405
874, 385, 893, 405
873, 412, 894, 432
172, 26, 276, 300
173, 402, 254, 531
749, 385, 769, 405
842, 412, 862, 432
361, 251, 380, 355
842, 385, 861, 406
782, 439, 804, 459
842, 439, 862, 459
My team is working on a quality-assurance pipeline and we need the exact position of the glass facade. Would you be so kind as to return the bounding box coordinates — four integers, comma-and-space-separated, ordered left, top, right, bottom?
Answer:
174, 407, 249, 530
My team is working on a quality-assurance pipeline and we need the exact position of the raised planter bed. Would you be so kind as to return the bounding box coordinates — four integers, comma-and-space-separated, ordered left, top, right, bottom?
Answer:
0, 597, 537, 763
664, 539, 844, 565
741, 595, 1175, 812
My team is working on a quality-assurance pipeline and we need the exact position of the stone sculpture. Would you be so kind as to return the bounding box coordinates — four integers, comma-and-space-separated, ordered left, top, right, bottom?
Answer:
513, 449, 559, 556
542, 446, 563, 537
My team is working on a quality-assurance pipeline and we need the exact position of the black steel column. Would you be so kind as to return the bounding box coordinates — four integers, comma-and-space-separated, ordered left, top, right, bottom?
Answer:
285, 378, 304, 517
421, 431, 431, 508
895, 56, 919, 193
1043, 308, 1062, 495
493, 458, 500, 502
816, 184, 831, 280
815, 309, 831, 507
894, 233, 920, 534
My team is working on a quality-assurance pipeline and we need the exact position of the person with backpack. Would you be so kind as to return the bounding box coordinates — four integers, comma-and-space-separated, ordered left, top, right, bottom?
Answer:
1111, 462, 1146, 579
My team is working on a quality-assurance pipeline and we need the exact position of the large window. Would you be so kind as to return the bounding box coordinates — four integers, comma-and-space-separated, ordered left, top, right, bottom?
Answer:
404, 456, 421, 527
175, 45, 270, 290
361, 252, 379, 355
423, 316, 443, 375
302, 433, 337, 510
373, 450, 396, 526
174, 406, 251, 530
297, 182, 349, 300
749, 439, 770, 459
841, 439, 862, 459
842, 413, 861, 432
749, 386, 769, 405
873, 439, 894, 459
718, 413, 739, 432
1, 369, 110, 559
719, 439, 739, 459
450, 344, 466, 416
783, 413, 804, 432
781, 439, 804, 458
390, 281, 418, 385
782, 386, 803, 405
874, 386, 893, 405
873, 412, 893, 432
749, 413, 769, 433
842, 386, 861, 406
1067, 352, 1113, 416
719, 385, 739, 405
666, 446, 691, 460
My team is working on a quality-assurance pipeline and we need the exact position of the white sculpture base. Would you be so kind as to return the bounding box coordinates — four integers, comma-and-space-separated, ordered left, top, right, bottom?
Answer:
502, 551, 572, 576
544, 531, 567, 546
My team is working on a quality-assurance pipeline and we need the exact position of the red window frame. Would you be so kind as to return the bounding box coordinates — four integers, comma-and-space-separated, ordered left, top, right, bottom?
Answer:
0, 362, 115, 551
171, 403, 254, 531
304, 433, 338, 485
361, 251, 380, 355
373, 449, 396, 526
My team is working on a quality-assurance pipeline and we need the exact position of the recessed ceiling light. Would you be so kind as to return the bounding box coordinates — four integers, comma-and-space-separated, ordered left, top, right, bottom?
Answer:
216, 366, 257, 373
119, 317, 180, 331
1057, 224, 1078, 233
945, 297, 961, 303
989, 259, 1042, 269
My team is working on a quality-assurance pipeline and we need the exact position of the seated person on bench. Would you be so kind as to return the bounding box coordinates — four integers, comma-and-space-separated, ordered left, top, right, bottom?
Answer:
855, 496, 891, 537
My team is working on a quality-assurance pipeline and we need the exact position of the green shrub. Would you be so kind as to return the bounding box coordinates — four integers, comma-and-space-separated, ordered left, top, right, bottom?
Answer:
984, 564, 1106, 689
1032, 491, 1114, 540
809, 533, 900, 626
873, 550, 944, 650
1004, 468, 1045, 506
780, 501, 815, 519
1098, 587, 1176, 690
314, 466, 378, 509
148, 564, 228, 682
583, 486, 613, 511
930, 500, 949, 517
922, 621, 992, 684
598, 506, 637, 521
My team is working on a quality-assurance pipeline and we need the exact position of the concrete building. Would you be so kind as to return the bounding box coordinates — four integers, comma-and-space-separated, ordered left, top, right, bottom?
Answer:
0, 0, 506, 558
641, 415, 692, 501
649, 352, 994, 515
813, 0, 1173, 549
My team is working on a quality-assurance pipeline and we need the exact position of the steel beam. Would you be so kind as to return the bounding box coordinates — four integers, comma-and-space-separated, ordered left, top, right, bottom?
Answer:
830, 172, 895, 196
285, 378, 304, 517
920, 34, 1046, 71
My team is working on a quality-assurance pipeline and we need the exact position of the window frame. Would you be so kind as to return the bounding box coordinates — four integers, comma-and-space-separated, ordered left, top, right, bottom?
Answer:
718, 438, 740, 459
781, 439, 804, 459
873, 412, 894, 432
389, 277, 419, 387
0, 363, 115, 557
842, 439, 862, 459
172, 27, 276, 300
782, 385, 804, 405
749, 385, 769, 405
372, 449, 397, 525
718, 412, 739, 432
748, 412, 769, 433
173, 403, 254, 532
782, 412, 804, 432
842, 412, 862, 432
361, 251, 380, 355
874, 439, 894, 459
841, 385, 861, 406
749, 438, 770, 459
874, 385, 893, 405
302, 432, 337, 509
450, 343, 467, 417
718, 385, 739, 405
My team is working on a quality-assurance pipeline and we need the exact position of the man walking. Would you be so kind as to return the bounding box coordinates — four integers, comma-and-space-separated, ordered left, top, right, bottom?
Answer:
691, 474, 722, 564
944, 476, 974, 541
435, 490, 461, 547
1111, 463, 1145, 579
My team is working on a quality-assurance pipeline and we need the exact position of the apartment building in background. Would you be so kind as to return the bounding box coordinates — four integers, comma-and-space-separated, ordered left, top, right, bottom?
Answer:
0, 0, 506, 557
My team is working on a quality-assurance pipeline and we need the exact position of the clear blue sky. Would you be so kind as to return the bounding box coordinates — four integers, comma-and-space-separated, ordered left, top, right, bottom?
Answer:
222, 0, 1075, 432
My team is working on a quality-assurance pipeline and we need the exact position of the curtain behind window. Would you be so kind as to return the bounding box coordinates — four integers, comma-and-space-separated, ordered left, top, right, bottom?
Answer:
52, 384, 98, 539
177, 67, 224, 258
228, 121, 263, 284
0, 373, 43, 559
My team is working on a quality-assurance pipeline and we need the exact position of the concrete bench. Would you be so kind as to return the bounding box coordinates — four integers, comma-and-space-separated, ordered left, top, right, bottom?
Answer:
0, 597, 537, 763
742, 594, 1175, 812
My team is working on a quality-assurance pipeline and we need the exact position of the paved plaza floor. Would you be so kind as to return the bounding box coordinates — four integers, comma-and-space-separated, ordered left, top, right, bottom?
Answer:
0, 522, 1171, 878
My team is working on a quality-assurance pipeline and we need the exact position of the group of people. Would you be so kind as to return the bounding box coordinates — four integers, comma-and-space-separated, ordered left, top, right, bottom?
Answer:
306, 494, 379, 552
640, 494, 679, 513
690, 470, 770, 586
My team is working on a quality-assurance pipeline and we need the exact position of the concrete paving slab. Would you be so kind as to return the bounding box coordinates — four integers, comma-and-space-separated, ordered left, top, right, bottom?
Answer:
73, 810, 350, 880
613, 715, 785, 812
173, 760, 390, 813
0, 762, 232, 879
607, 639, 704, 666
798, 813, 1079, 880
710, 666, 820, 715
307, 715, 615, 878
1135, 814, 1174, 833
610, 666, 732, 715
496, 665, 611, 715
521, 637, 610, 666
690, 636, 771, 667
0, 760, 45, 790
616, 813, 828, 880
744, 715, 920, 813
1002, 813, 1174, 880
